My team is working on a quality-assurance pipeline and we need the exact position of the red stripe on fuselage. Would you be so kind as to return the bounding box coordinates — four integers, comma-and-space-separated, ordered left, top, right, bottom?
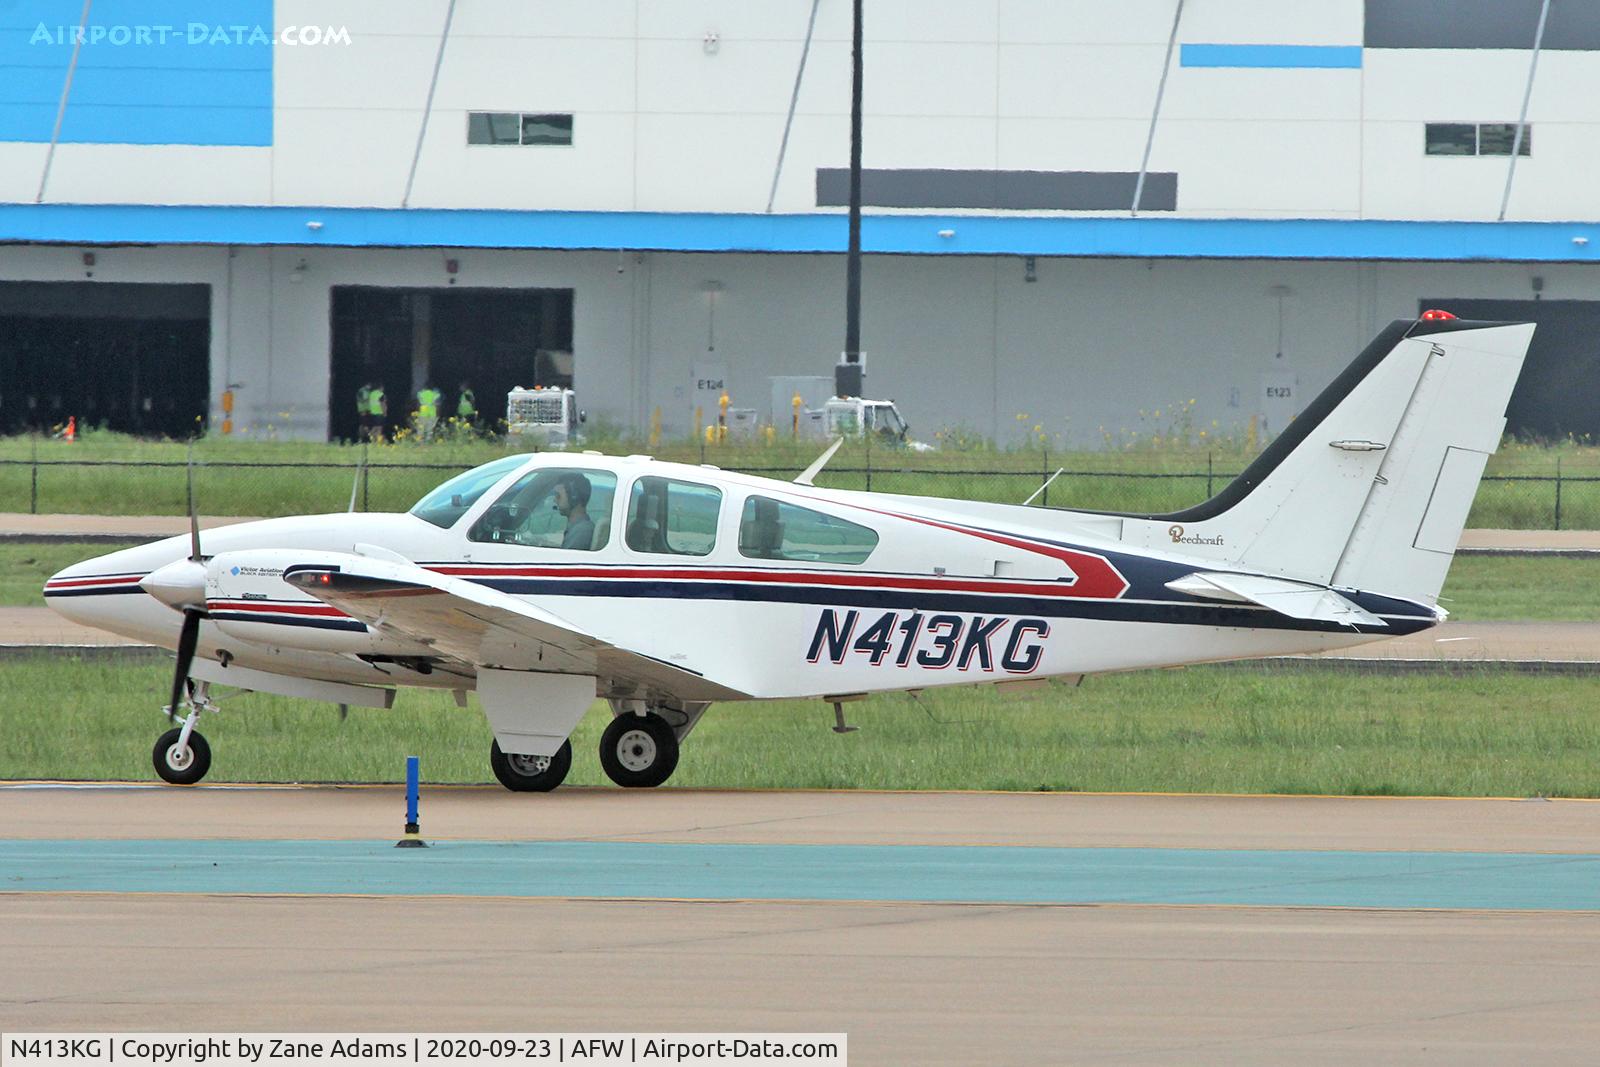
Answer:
44, 574, 143, 589
836, 506, 1131, 600
424, 564, 1122, 600
206, 600, 348, 618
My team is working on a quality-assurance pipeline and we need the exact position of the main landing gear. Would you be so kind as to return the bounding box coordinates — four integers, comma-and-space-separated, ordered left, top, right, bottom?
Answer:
599, 712, 679, 788
486, 701, 706, 792
598, 702, 706, 789
153, 680, 218, 785
490, 739, 573, 792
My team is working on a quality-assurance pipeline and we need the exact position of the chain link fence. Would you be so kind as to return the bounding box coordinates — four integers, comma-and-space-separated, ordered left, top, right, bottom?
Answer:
1, 451, 1595, 529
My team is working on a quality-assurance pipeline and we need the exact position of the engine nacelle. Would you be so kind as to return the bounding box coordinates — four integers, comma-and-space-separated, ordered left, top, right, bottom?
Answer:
206, 549, 435, 656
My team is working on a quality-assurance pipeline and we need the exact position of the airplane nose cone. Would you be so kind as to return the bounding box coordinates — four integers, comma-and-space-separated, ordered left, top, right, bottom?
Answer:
140, 558, 207, 610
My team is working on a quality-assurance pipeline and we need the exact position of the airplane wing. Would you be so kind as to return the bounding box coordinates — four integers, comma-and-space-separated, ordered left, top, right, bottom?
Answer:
1165, 571, 1387, 628
282, 556, 750, 702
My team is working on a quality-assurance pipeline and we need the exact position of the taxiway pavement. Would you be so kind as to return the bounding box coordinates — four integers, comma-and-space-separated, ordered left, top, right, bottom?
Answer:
4, 786, 1600, 1064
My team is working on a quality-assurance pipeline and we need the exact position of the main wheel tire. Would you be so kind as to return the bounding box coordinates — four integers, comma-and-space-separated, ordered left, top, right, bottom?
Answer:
599, 713, 680, 788
490, 739, 572, 792
153, 727, 211, 786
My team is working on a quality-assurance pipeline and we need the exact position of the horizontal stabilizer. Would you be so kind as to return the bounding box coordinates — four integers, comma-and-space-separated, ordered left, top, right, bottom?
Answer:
1166, 572, 1386, 628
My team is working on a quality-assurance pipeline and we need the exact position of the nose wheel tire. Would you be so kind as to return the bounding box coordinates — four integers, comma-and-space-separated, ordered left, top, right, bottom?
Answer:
490, 738, 572, 792
152, 727, 211, 785
599, 713, 680, 788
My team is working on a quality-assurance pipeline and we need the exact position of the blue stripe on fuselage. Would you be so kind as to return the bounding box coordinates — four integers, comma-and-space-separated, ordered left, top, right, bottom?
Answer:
463, 576, 1437, 636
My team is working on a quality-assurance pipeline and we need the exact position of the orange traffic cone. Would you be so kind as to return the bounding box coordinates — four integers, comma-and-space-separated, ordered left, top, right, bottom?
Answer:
64, 416, 76, 443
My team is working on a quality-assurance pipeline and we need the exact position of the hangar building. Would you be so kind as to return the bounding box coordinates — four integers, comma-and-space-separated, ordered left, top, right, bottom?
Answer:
1, 0, 1598, 444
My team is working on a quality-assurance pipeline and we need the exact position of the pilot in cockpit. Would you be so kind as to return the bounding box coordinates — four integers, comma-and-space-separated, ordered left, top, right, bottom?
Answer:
553, 473, 594, 550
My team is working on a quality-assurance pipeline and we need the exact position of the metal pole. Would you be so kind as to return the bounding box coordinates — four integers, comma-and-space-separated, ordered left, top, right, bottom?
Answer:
396, 755, 427, 848
864, 428, 872, 492
767, 0, 823, 213
406, 756, 420, 831
36, 0, 93, 203
1555, 458, 1562, 530
30, 439, 38, 515
1132, 0, 1184, 215
843, 0, 864, 366
1207, 451, 1214, 497
361, 441, 370, 511
401, 0, 457, 208
1499, 0, 1550, 221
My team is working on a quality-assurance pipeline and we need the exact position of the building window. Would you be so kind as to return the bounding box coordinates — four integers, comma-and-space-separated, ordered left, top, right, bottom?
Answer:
1426, 123, 1530, 157
1477, 123, 1531, 156
467, 112, 573, 146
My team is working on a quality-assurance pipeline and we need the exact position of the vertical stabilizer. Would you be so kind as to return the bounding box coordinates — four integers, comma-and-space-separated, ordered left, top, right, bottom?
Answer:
1330, 320, 1533, 603
1114, 318, 1533, 604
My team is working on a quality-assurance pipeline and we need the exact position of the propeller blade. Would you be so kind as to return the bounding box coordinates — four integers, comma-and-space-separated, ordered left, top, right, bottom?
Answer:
187, 468, 203, 563
168, 608, 202, 718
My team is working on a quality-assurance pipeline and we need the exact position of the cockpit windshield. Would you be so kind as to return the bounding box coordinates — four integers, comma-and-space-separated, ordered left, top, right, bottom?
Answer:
408, 455, 528, 528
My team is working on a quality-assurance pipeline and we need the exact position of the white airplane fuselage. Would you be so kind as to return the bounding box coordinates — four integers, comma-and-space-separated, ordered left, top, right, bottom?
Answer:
46, 454, 1436, 703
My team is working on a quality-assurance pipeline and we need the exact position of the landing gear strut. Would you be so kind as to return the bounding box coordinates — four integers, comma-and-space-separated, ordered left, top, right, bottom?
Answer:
153, 680, 216, 785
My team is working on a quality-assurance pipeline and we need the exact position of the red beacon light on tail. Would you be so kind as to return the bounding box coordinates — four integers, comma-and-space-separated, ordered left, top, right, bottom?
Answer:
1420, 309, 1457, 321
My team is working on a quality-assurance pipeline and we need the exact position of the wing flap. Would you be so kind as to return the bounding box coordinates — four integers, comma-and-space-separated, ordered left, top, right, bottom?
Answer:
1166, 571, 1386, 628
283, 558, 749, 701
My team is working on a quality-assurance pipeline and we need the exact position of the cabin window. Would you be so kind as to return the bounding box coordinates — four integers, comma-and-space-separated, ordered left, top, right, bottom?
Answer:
409, 456, 527, 529
468, 468, 616, 551
625, 477, 721, 556
738, 496, 879, 565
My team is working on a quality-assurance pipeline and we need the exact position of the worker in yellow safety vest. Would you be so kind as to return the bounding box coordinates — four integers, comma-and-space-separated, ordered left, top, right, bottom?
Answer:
456, 382, 476, 425
361, 383, 387, 441
414, 383, 441, 441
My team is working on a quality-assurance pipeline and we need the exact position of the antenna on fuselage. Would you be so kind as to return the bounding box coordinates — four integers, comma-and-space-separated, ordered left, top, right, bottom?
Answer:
1023, 468, 1066, 506
348, 453, 366, 512
794, 437, 844, 487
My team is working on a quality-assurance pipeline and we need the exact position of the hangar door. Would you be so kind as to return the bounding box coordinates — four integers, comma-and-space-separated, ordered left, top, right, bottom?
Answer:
1423, 299, 1600, 440
0, 282, 210, 437
329, 287, 574, 441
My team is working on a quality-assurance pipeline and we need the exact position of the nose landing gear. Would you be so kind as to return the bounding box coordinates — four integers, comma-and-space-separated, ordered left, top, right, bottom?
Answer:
153, 680, 217, 785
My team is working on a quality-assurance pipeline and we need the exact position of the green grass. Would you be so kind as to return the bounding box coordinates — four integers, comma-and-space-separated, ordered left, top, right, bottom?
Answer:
1439, 556, 1600, 621
1, 432, 1596, 527
0, 542, 129, 605
9, 544, 1596, 621
5, 656, 1600, 797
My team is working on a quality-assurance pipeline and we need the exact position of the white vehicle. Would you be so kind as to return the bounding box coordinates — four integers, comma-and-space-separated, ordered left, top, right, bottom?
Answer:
47, 313, 1530, 793
506, 385, 584, 447
803, 396, 912, 443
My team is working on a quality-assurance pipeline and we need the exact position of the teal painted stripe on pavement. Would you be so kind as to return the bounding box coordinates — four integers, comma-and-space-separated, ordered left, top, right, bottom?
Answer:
4, 840, 1599, 910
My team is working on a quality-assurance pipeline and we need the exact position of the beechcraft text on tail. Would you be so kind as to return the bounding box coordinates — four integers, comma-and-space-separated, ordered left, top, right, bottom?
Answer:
46, 312, 1534, 790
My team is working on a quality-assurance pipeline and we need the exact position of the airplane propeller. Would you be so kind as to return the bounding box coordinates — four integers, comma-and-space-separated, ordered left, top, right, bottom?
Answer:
140, 463, 210, 720
168, 607, 203, 722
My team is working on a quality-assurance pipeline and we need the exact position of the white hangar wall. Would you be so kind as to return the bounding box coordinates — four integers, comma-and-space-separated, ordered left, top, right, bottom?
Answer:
4, 0, 1599, 220
4, 243, 1592, 446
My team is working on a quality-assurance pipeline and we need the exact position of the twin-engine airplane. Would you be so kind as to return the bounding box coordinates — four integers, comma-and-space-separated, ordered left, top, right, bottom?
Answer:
47, 313, 1532, 790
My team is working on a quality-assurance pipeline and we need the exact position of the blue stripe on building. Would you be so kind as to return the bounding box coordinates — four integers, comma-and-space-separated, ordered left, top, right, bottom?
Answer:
1181, 44, 1364, 69
0, 0, 273, 146
1, 204, 1598, 262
